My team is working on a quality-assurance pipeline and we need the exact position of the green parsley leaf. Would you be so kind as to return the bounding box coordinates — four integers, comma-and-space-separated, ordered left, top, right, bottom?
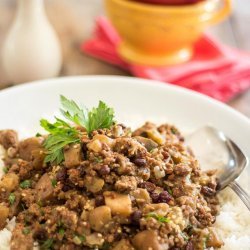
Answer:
40, 208, 45, 216
203, 233, 210, 249
88, 101, 115, 134
146, 213, 170, 223
20, 180, 31, 189
22, 227, 30, 235
181, 232, 189, 241
40, 96, 115, 164
21, 203, 26, 211
43, 133, 80, 164
58, 228, 65, 236
94, 156, 103, 163
36, 133, 42, 137
40, 118, 80, 164
8, 193, 16, 205
166, 187, 173, 195
41, 239, 54, 250
79, 235, 86, 243
3, 167, 8, 174
171, 127, 178, 134
60, 95, 89, 129
60, 96, 114, 135
51, 179, 57, 188
37, 200, 43, 207
101, 242, 111, 250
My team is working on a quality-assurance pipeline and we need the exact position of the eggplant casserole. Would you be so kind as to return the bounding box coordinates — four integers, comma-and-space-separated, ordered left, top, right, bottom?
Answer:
0, 96, 223, 250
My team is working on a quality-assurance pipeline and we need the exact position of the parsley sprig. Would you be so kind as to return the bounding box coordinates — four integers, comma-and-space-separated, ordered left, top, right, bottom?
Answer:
40, 118, 80, 164
40, 96, 115, 164
60, 95, 115, 133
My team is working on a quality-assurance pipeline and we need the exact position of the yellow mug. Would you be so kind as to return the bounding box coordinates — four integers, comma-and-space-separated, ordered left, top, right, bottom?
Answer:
105, 0, 232, 66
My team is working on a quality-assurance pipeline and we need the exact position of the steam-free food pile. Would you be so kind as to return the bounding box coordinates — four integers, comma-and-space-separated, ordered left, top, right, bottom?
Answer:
0, 97, 223, 250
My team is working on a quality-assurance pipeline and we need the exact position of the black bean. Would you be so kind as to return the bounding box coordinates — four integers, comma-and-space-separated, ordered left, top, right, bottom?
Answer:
186, 241, 194, 250
138, 181, 156, 193
150, 192, 159, 203
113, 232, 122, 241
95, 195, 105, 207
130, 210, 142, 226
62, 184, 71, 192
98, 165, 110, 176
132, 158, 147, 167
158, 191, 172, 203
178, 136, 185, 142
78, 165, 86, 177
201, 186, 215, 196
34, 228, 47, 241
81, 142, 88, 159
140, 132, 148, 137
56, 168, 67, 181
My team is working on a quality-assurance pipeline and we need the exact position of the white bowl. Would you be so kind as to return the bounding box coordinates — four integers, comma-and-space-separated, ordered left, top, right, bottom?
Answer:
0, 76, 249, 179
0, 76, 250, 248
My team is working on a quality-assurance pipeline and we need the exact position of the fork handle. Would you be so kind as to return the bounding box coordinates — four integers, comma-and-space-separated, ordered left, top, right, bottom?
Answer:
229, 180, 250, 211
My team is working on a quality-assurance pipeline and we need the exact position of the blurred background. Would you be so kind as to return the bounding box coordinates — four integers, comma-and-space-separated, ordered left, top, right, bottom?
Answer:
0, 0, 249, 115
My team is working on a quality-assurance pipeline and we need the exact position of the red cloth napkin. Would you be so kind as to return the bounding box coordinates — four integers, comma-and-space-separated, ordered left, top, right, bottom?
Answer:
81, 17, 250, 102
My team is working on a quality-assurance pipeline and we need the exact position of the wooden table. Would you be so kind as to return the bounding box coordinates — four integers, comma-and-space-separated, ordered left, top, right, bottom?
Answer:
0, 0, 249, 117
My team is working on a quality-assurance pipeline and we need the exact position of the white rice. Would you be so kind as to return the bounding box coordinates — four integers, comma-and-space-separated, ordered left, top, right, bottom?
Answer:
0, 135, 250, 250
0, 145, 14, 250
214, 172, 250, 250
0, 145, 6, 180
0, 217, 16, 250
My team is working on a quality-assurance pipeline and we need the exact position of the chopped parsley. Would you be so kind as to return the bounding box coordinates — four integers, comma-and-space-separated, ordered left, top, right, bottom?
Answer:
79, 235, 86, 243
181, 232, 189, 241
203, 234, 210, 249
39, 208, 45, 216
94, 156, 103, 163
20, 180, 31, 189
22, 227, 30, 235
51, 179, 57, 188
146, 213, 170, 223
41, 239, 54, 250
58, 228, 65, 236
166, 187, 173, 195
3, 167, 8, 174
37, 200, 43, 207
21, 203, 26, 211
101, 242, 111, 250
171, 127, 178, 134
8, 193, 16, 205
40, 96, 115, 164
36, 132, 42, 137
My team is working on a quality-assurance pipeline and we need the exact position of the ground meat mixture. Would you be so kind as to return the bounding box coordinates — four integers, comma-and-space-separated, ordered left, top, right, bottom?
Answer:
0, 123, 223, 250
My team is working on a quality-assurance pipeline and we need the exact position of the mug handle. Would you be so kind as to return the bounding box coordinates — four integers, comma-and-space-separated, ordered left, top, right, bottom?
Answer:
209, 0, 232, 25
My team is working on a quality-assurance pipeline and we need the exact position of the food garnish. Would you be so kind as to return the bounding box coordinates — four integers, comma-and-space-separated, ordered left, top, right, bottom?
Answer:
40, 96, 115, 164
146, 213, 170, 223
8, 193, 16, 205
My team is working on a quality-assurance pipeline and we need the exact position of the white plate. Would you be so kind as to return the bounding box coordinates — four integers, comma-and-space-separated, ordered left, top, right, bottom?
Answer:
0, 76, 249, 179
